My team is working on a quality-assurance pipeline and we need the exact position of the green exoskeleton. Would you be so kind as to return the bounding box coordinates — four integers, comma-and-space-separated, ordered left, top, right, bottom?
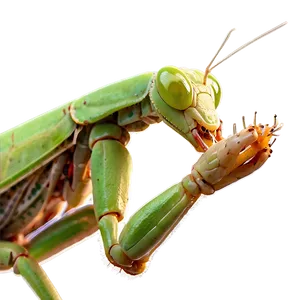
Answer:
0, 22, 286, 299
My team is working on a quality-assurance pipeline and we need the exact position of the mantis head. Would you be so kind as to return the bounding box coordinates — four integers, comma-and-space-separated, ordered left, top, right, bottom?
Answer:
150, 66, 222, 152
150, 22, 287, 152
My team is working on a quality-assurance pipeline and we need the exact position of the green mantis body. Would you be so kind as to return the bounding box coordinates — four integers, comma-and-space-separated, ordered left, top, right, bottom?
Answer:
0, 23, 285, 299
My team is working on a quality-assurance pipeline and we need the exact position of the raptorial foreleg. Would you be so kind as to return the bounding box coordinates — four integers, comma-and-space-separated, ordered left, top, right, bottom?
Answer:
91, 121, 279, 274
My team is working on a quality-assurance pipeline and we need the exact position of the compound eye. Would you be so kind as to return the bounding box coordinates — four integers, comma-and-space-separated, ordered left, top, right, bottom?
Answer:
156, 66, 193, 110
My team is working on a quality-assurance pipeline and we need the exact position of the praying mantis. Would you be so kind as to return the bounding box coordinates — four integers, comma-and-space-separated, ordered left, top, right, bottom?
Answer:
0, 22, 286, 299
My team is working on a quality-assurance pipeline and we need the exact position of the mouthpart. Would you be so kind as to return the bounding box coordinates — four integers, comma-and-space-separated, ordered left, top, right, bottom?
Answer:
192, 121, 223, 152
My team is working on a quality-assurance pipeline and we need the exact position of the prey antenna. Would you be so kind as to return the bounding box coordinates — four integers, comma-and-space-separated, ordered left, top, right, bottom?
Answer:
203, 21, 287, 85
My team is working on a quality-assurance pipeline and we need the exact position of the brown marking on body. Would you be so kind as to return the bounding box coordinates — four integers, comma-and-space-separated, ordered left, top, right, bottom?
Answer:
63, 108, 66, 115
11, 132, 15, 147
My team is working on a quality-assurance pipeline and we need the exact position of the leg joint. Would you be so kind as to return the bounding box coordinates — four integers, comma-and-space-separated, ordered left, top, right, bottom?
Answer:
89, 123, 130, 149
13, 253, 30, 274
190, 169, 215, 195
181, 170, 215, 197
0, 242, 28, 271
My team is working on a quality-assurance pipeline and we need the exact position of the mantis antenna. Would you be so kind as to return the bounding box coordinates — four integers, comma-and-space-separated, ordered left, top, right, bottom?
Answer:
203, 21, 287, 84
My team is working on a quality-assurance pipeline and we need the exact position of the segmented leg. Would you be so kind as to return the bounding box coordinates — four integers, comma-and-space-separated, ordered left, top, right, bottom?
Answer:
213, 148, 271, 191
25, 205, 97, 262
0, 205, 97, 299
0, 242, 61, 299
88, 123, 138, 271
90, 122, 277, 274
63, 127, 92, 209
